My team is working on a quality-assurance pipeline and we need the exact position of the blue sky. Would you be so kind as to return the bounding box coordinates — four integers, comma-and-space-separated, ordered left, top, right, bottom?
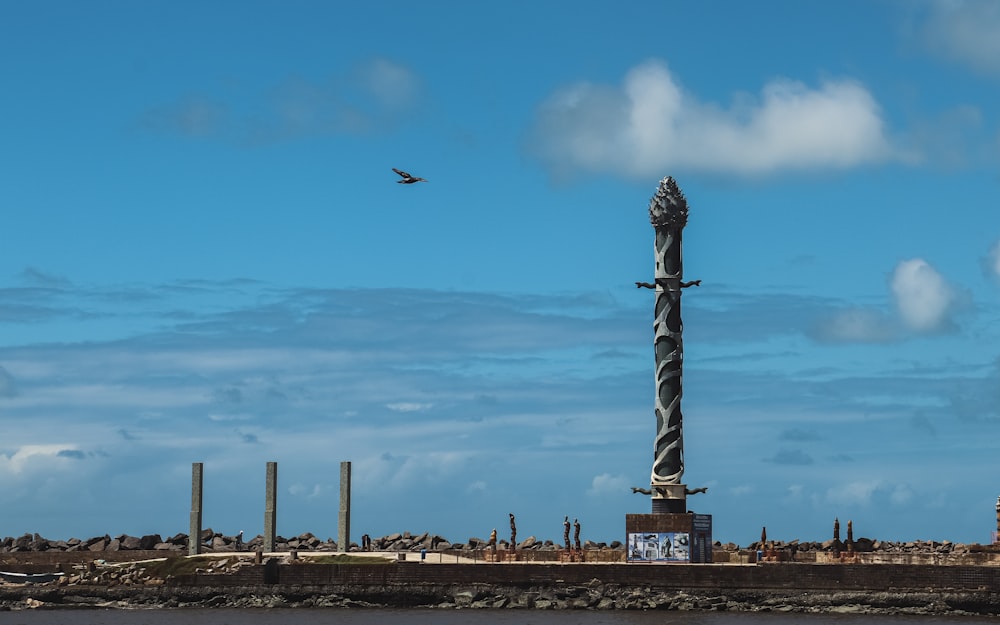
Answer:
2, 0, 1000, 548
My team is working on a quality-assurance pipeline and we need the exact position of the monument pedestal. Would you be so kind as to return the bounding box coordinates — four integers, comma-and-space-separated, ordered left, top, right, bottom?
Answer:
625, 513, 713, 563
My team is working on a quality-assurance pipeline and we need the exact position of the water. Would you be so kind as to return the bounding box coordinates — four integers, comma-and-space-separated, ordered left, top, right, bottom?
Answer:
0, 611, 993, 625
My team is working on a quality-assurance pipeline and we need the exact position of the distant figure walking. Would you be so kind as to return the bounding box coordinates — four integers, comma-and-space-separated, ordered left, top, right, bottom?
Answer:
509, 513, 517, 548
573, 518, 581, 551
563, 516, 571, 550
361, 534, 371, 551
235, 530, 243, 552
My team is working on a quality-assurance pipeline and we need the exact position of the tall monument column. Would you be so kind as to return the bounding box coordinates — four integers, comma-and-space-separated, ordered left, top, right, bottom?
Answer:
627, 176, 711, 563
647, 176, 689, 513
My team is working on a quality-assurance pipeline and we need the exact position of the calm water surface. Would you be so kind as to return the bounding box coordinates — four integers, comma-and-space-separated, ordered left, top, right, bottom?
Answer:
0, 611, 994, 625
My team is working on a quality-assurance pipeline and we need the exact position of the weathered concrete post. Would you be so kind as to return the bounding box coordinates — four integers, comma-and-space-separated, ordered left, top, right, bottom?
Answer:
339, 461, 351, 553
189, 462, 203, 556
264, 461, 277, 552
648, 176, 689, 513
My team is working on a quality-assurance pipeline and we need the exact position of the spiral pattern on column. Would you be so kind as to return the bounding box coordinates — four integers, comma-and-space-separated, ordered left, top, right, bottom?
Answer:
647, 176, 688, 488
650, 229, 684, 486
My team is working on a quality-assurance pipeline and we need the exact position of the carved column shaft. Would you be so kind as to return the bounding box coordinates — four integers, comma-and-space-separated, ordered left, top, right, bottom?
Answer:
648, 177, 688, 513
652, 227, 684, 486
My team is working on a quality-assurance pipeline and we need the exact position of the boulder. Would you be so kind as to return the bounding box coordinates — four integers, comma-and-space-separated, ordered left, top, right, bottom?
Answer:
139, 534, 162, 550
854, 537, 875, 552
517, 536, 537, 549
121, 536, 142, 550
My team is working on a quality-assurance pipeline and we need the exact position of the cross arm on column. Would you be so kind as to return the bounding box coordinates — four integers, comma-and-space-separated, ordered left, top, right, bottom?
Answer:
634, 279, 702, 289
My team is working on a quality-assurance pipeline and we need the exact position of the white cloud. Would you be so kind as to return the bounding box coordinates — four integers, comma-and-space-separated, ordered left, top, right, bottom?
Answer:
586, 473, 629, 497
288, 483, 325, 499
919, 0, 1000, 75
0, 444, 80, 475
529, 59, 895, 178
812, 308, 897, 343
890, 258, 957, 332
142, 57, 422, 144
825, 479, 881, 506
358, 58, 421, 112
890, 483, 914, 506
386, 402, 433, 413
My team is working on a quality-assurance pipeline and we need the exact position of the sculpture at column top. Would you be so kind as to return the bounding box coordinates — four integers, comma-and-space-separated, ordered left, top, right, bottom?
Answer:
649, 176, 688, 229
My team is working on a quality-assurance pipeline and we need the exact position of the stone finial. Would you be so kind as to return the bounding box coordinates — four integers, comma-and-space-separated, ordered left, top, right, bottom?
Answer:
649, 176, 688, 229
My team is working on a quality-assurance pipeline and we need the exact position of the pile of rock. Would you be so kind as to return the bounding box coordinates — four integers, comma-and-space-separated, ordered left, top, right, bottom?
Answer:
1, 533, 187, 553
1, 530, 623, 554
728, 538, 991, 554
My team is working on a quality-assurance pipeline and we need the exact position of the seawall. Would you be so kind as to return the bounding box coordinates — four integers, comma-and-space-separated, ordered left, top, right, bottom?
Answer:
4, 561, 1000, 614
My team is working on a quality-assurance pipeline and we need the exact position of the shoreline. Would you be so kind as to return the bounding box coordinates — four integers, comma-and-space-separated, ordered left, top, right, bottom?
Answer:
3, 557, 1000, 615
5, 534, 1000, 615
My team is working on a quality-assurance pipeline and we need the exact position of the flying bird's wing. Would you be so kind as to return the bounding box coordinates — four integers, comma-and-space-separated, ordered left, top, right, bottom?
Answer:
392, 168, 411, 178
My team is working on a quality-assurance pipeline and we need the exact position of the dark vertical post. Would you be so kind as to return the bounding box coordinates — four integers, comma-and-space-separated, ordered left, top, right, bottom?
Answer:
339, 461, 351, 553
648, 176, 689, 513
189, 462, 203, 556
995, 496, 999, 544
264, 461, 277, 552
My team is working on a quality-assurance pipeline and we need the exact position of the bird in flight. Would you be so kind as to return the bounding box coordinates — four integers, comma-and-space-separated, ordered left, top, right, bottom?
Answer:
392, 168, 427, 184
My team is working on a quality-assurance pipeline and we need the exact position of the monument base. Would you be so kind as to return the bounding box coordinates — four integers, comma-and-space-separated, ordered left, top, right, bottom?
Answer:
650, 483, 687, 513
625, 513, 713, 563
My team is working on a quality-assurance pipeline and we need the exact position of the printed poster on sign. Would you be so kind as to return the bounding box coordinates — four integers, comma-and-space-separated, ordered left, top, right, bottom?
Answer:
627, 531, 690, 562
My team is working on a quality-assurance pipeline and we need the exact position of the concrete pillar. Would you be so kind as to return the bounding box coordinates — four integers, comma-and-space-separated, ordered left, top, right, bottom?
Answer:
264, 461, 277, 552
339, 461, 351, 552
189, 462, 203, 556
